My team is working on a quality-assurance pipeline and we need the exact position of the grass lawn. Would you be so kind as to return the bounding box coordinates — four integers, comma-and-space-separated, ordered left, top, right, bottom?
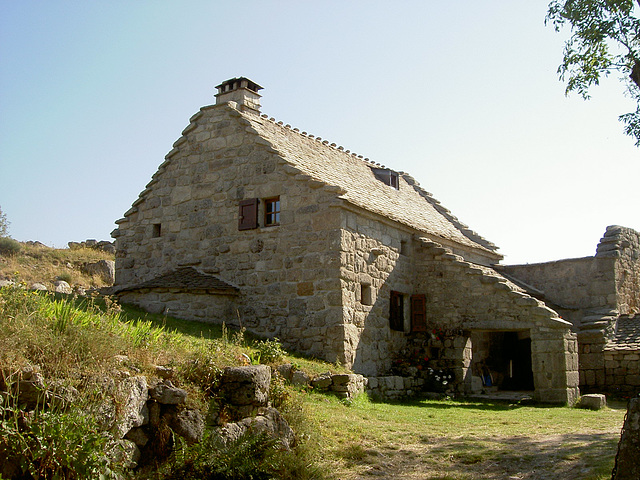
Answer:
307, 393, 627, 480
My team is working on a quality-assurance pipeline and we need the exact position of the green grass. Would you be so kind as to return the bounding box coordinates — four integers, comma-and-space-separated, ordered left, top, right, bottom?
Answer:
0, 285, 628, 480
304, 393, 626, 480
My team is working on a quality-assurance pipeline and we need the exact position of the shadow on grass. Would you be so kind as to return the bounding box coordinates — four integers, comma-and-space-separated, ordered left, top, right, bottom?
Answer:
336, 431, 620, 480
369, 395, 566, 412
419, 432, 619, 480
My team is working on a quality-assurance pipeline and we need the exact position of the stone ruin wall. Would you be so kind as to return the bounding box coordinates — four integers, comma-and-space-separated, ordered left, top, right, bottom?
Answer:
606, 226, 640, 315
500, 256, 617, 322
118, 289, 239, 324
500, 225, 640, 320
113, 103, 348, 362
500, 226, 640, 395
411, 240, 579, 404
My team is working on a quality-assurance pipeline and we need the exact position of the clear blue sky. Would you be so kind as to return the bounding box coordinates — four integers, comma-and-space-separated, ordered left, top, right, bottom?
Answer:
1, 1, 638, 264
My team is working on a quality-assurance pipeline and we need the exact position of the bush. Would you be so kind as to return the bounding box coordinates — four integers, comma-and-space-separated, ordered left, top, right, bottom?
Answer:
0, 399, 123, 479
252, 338, 287, 363
0, 237, 21, 257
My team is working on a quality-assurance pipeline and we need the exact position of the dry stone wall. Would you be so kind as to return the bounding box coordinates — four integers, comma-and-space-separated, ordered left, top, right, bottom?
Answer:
603, 349, 640, 396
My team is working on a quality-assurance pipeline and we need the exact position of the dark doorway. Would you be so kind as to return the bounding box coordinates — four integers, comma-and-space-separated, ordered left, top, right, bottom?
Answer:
472, 330, 534, 391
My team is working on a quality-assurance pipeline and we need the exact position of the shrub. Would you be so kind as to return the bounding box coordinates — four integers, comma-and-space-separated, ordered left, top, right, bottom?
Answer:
0, 237, 21, 257
253, 338, 287, 363
56, 272, 73, 284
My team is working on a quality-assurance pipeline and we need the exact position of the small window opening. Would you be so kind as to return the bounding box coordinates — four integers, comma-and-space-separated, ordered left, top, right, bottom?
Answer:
361, 283, 374, 306
152, 223, 162, 238
264, 197, 280, 226
400, 240, 409, 256
390, 290, 405, 332
372, 168, 400, 190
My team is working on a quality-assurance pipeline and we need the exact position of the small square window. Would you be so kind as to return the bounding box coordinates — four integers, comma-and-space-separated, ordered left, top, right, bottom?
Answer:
152, 223, 162, 238
264, 197, 280, 226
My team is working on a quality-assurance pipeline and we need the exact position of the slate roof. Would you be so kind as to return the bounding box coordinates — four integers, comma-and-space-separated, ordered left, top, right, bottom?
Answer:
241, 111, 500, 256
607, 314, 640, 351
118, 267, 238, 293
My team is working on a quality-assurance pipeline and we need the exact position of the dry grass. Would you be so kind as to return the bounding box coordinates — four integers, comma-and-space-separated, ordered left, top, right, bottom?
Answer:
0, 242, 114, 289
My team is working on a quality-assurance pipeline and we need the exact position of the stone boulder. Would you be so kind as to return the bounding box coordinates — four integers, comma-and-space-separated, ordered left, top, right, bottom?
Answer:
54, 280, 72, 294
578, 393, 607, 410
218, 406, 295, 450
112, 376, 149, 439
218, 365, 270, 420
82, 260, 115, 284
165, 408, 205, 444
149, 380, 187, 405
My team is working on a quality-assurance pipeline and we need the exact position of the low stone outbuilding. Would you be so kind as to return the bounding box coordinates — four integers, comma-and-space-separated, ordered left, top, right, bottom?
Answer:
113, 77, 579, 404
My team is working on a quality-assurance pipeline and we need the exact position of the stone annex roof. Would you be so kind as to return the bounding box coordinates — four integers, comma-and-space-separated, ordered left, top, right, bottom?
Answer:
607, 314, 640, 351
241, 109, 500, 256
118, 267, 238, 293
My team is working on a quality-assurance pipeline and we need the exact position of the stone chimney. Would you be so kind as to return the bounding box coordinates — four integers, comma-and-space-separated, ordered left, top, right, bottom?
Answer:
215, 77, 263, 113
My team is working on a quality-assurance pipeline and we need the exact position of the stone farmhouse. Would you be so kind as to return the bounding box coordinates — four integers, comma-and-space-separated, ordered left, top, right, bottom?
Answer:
500, 226, 640, 397
113, 77, 580, 404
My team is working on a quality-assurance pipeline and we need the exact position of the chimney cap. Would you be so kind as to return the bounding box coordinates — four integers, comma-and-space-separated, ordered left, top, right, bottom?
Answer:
215, 77, 263, 95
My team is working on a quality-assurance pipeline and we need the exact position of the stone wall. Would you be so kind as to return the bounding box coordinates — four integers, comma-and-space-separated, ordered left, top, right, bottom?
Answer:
605, 226, 640, 315
603, 349, 640, 397
113, 103, 346, 362
336, 207, 503, 377
501, 225, 640, 321
338, 208, 416, 376
118, 289, 239, 324
501, 226, 640, 395
500, 256, 617, 318
366, 375, 425, 400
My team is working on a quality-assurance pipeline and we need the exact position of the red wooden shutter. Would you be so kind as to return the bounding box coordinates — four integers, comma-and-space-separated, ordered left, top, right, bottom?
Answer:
238, 198, 258, 230
411, 294, 427, 332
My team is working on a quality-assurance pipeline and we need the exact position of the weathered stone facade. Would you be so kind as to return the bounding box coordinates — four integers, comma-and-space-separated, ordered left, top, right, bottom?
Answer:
113, 77, 579, 403
502, 226, 640, 395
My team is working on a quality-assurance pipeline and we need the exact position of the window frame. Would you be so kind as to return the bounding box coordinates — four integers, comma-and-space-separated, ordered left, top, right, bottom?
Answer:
263, 196, 281, 227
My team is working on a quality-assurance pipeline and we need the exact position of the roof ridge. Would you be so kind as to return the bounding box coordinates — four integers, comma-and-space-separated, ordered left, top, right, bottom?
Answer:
258, 113, 394, 170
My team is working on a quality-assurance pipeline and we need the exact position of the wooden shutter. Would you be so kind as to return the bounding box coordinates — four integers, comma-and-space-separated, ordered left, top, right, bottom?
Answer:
411, 294, 427, 332
389, 290, 404, 332
238, 198, 258, 230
